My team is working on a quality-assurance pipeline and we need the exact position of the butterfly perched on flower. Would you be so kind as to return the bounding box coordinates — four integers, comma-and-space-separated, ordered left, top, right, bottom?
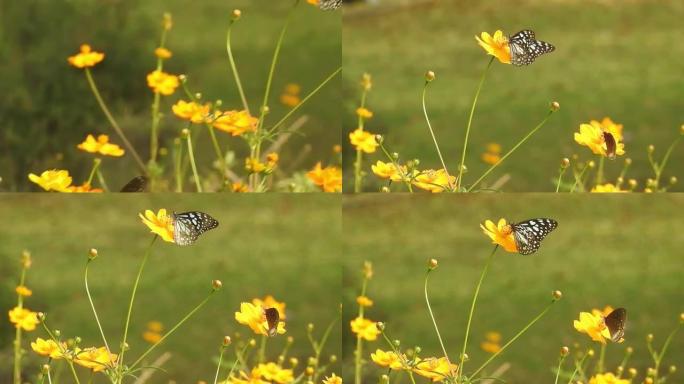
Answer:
264, 308, 280, 337
604, 307, 627, 343
508, 30, 555, 66
509, 218, 558, 255
171, 211, 219, 246
602, 131, 617, 160
120, 176, 148, 192
319, 0, 342, 10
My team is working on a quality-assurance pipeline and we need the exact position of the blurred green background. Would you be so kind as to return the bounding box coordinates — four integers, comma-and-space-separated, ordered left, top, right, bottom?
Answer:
341, 0, 684, 192
0, 195, 341, 383
0, 0, 340, 191
342, 194, 684, 382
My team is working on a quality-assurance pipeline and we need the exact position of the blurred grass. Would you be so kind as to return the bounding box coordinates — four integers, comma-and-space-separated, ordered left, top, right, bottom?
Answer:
0, 0, 340, 191
342, 194, 684, 382
342, 0, 684, 192
0, 194, 341, 383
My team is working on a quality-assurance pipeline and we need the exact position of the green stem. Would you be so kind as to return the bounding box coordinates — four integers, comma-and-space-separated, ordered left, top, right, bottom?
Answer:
556, 166, 567, 193
378, 142, 413, 192
150, 91, 162, 164
174, 138, 184, 192
424, 269, 454, 377
458, 246, 498, 380
570, 163, 590, 193
653, 323, 681, 382
258, 335, 267, 364
467, 111, 553, 192
84, 260, 112, 356
567, 353, 589, 384
13, 265, 28, 384
40, 322, 81, 384
458, 57, 494, 190
225, 343, 250, 382
354, 149, 363, 193
654, 135, 682, 189
185, 132, 203, 192
86, 158, 101, 186
213, 346, 226, 384
422, 81, 453, 191
226, 19, 250, 114
554, 355, 566, 384
95, 169, 109, 192
597, 343, 606, 373
354, 277, 369, 384
596, 156, 605, 186
206, 124, 227, 188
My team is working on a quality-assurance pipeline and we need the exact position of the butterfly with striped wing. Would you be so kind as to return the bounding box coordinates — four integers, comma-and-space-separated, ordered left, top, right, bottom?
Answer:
319, 0, 342, 10
508, 30, 555, 66
171, 211, 219, 246
604, 307, 627, 343
510, 218, 558, 255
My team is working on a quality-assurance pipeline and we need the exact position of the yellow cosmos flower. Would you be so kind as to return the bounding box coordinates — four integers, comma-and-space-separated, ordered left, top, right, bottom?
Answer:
235, 302, 286, 336
592, 306, 615, 318
371, 349, 405, 370
266, 153, 279, 168
138, 209, 175, 243
480, 331, 502, 353
349, 128, 378, 153
481, 152, 501, 165
77, 134, 125, 157
172, 100, 210, 124
413, 357, 457, 382
475, 31, 511, 64
252, 295, 286, 320
306, 0, 320, 6
588, 372, 630, 384
574, 118, 625, 157
213, 110, 258, 136
412, 169, 455, 193
323, 373, 342, 384
245, 157, 267, 173
350, 316, 380, 341
480, 218, 517, 253
371, 161, 408, 181
15, 285, 32, 297
573, 311, 611, 344
256, 363, 294, 384
232, 182, 249, 193
356, 107, 374, 119
280, 83, 302, 107
147, 321, 164, 332
154, 47, 172, 59
31, 338, 65, 359
146, 70, 179, 95
143, 331, 162, 344
75, 347, 118, 372
68, 44, 105, 68
67, 183, 104, 193
591, 184, 627, 193
307, 162, 342, 193
356, 295, 373, 307
223, 369, 269, 384
28, 169, 73, 192
8, 306, 39, 331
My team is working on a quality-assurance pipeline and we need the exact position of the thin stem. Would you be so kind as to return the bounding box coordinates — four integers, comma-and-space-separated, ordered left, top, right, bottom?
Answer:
258, 335, 267, 364
570, 163, 590, 193
424, 269, 454, 377
84, 260, 111, 356
654, 135, 682, 189
597, 343, 606, 373
378, 142, 413, 192
422, 81, 453, 190
554, 355, 566, 384
206, 124, 227, 188
354, 277, 369, 384
653, 323, 681, 381
40, 322, 81, 384
354, 149, 363, 193
567, 353, 589, 384
596, 156, 605, 186
185, 132, 203, 192
458, 245, 498, 380
556, 166, 567, 193
213, 346, 226, 384
150, 91, 162, 164
13, 265, 28, 384
84, 68, 146, 174
95, 169, 110, 192
458, 57, 494, 190
226, 19, 250, 114
174, 138, 184, 192
225, 343, 250, 382
86, 158, 101, 186
467, 111, 554, 192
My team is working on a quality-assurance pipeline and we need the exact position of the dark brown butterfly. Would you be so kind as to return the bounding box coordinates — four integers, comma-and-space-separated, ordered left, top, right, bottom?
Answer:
120, 176, 149, 192
604, 307, 627, 343
264, 308, 280, 337
603, 131, 617, 160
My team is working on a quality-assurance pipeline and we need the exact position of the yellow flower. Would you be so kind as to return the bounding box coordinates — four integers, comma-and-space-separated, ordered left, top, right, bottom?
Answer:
146, 70, 179, 95
363, 261, 373, 279
15, 285, 32, 297
371, 349, 405, 370
8, 306, 39, 331
172, 100, 210, 124
356, 295, 373, 307
147, 321, 164, 332
256, 363, 294, 384
333, 144, 342, 153
350, 316, 380, 341
306, 0, 320, 6
77, 134, 125, 157
486, 143, 502, 153
574, 118, 625, 157
252, 295, 287, 320
138, 209, 175, 243
67, 183, 104, 193
371, 161, 408, 181
307, 162, 342, 193
413, 357, 457, 382
213, 110, 258, 136
31, 338, 65, 359
235, 302, 286, 336
361, 73, 372, 91
349, 128, 378, 153
573, 311, 611, 344
223, 369, 269, 384
280, 83, 302, 107
323, 373, 342, 384
475, 31, 510, 64
480, 331, 502, 353
75, 347, 118, 372
28, 169, 73, 192
142, 331, 162, 344
245, 157, 267, 173
68, 44, 105, 68
588, 372, 630, 384
480, 218, 517, 253
232, 182, 249, 193
592, 306, 615, 318
154, 47, 172, 59
591, 184, 627, 193
412, 169, 455, 193
481, 152, 501, 165
266, 153, 279, 168
356, 107, 374, 119
485, 331, 502, 343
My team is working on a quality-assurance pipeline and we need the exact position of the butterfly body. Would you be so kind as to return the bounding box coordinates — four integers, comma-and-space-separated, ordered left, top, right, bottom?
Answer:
602, 131, 617, 160
172, 211, 219, 246
604, 307, 627, 342
510, 218, 558, 255
508, 30, 555, 66
264, 308, 280, 337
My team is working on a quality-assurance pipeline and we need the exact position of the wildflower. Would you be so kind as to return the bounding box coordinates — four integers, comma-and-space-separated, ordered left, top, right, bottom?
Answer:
266, 153, 279, 168
481, 331, 502, 353
475, 31, 511, 64
143, 331, 162, 344
154, 47, 172, 59
361, 73, 372, 91
9, 307, 39, 331
480, 218, 517, 253
371, 349, 405, 370
146, 70, 179, 95
232, 182, 249, 193
213, 110, 258, 136
252, 295, 286, 320
31, 338, 65, 359
412, 169, 455, 193
588, 372, 630, 384
307, 162, 342, 193
306, 0, 320, 6
592, 306, 615, 318
371, 161, 408, 181
172, 100, 210, 124
574, 311, 611, 344
256, 363, 294, 384
591, 184, 627, 193
67, 183, 103, 193
349, 128, 378, 153
363, 261, 373, 279
356, 295, 373, 307
223, 369, 269, 384
67, 44, 105, 68
75, 347, 118, 372
147, 321, 163, 332
323, 373, 342, 384
138, 209, 175, 243
77, 134, 125, 156
481, 143, 502, 165
15, 285, 32, 297
235, 302, 286, 336
413, 357, 457, 382
350, 316, 380, 341
356, 107, 374, 119
245, 158, 267, 173
574, 118, 625, 157
28, 169, 73, 192
280, 83, 301, 107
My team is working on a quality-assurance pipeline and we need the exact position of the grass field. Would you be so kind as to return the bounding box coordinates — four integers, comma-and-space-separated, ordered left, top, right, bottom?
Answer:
342, 194, 684, 382
0, 195, 341, 383
342, 0, 684, 192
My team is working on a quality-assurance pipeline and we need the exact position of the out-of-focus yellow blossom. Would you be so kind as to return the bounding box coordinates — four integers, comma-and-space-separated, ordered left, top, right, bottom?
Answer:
371, 161, 409, 181
591, 184, 627, 193
307, 162, 342, 193
9, 306, 39, 331
213, 110, 258, 136
333, 144, 342, 154
28, 170, 73, 192
481, 331, 502, 353
245, 158, 267, 173
232, 182, 249, 193
475, 31, 511, 64
371, 349, 405, 370
146, 70, 179, 95
68, 44, 105, 68
15, 285, 32, 297
361, 73, 372, 91
252, 295, 286, 319
350, 316, 380, 341
77, 134, 125, 157
31, 338, 65, 359
306, 0, 320, 6
147, 321, 163, 332
138, 209, 175, 243
592, 306, 615, 318
143, 331, 162, 344
323, 374, 342, 384
363, 261, 373, 279
172, 100, 210, 124
349, 128, 378, 153
588, 372, 630, 384
412, 169, 455, 193
67, 183, 104, 193
481, 152, 501, 165
356, 107, 374, 119
413, 357, 457, 382
154, 47, 172, 59
75, 347, 118, 372
256, 363, 294, 384
266, 153, 279, 168
356, 295, 373, 307
223, 369, 269, 384
574, 311, 611, 344
574, 118, 625, 157
480, 218, 517, 253
280, 83, 302, 107
235, 302, 286, 336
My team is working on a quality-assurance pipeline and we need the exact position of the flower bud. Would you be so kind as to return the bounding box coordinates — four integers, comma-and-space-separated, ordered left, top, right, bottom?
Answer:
215, 99, 223, 107
249, 338, 256, 347
277, 355, 285, 364
38, 312, 46, 322
628, 368, 637, 377
414, 346, 422, 354
290, 357, 299, 367
181, 128, 190, 139
644, 188, 653, 193
425, 70, 436, 82
628, 179, 638, 188
648, 144, 655, 154
121, 341, 129, 351
550, 101, 560, 112
381, 186, 390, 193
670, 176, 677, 185
376, 322, 385, 331
587, 349, 595, 357
287, 336, 294, 344
552, 290, 563, 301
391, 152, 399, 160
329, 355, 337, 363
616, 177, 624, 185
74, 336, 82, 344
307, 323, 314, 332
54, 330, 61, 337
163, 13, 173, 30
560, 346, 569, 357
375, 134, 384, 145
561, 158, 570, 168
588, 160, 596, 168
669, 365, 676, 373
647, 367, 656, 376
194, 92, 202, 100
308, 357, 318, 366
680, 313, 684, 323
647, 333, 654, 342
231, 9, 242, 20
624, 157, 632, 165
393, 339, 401, 347
305, 366, 314, 376
616, 366, 624, 374
428, 258, 438, 270
380, 375, 390, 384
88, 248, 98, 260
680, 124, 684, 135
20, 250, 32, 269
179, 74, 187, 82
42, 364, 50, 374
261, 105, 270, 115
461, 353, 469, 361
645, 378, 653, 384
223, 336, 232, 346
626, 346, 634, 354
212, 280, 223, 290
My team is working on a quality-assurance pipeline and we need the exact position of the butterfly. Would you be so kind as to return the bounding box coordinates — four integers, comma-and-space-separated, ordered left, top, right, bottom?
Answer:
604, 307, 627, 343
171, 211, 219, 246
508, 30, 555, 66
120, 176, 149, 192
602, 131, 617, 160
509, 218, 558, 255
264, 308, 280, 337
319, 0, 342, 10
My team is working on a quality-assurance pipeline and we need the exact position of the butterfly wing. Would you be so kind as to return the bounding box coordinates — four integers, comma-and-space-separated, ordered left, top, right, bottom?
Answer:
509, 30, 555, 66
605, 308, 627, 342
319, 0, 342, 10
511, 218, 558, 255
120, 176, 149, 192
172, 211, 219, 246
603, 131, 617, 160
264, 308, 280, 337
